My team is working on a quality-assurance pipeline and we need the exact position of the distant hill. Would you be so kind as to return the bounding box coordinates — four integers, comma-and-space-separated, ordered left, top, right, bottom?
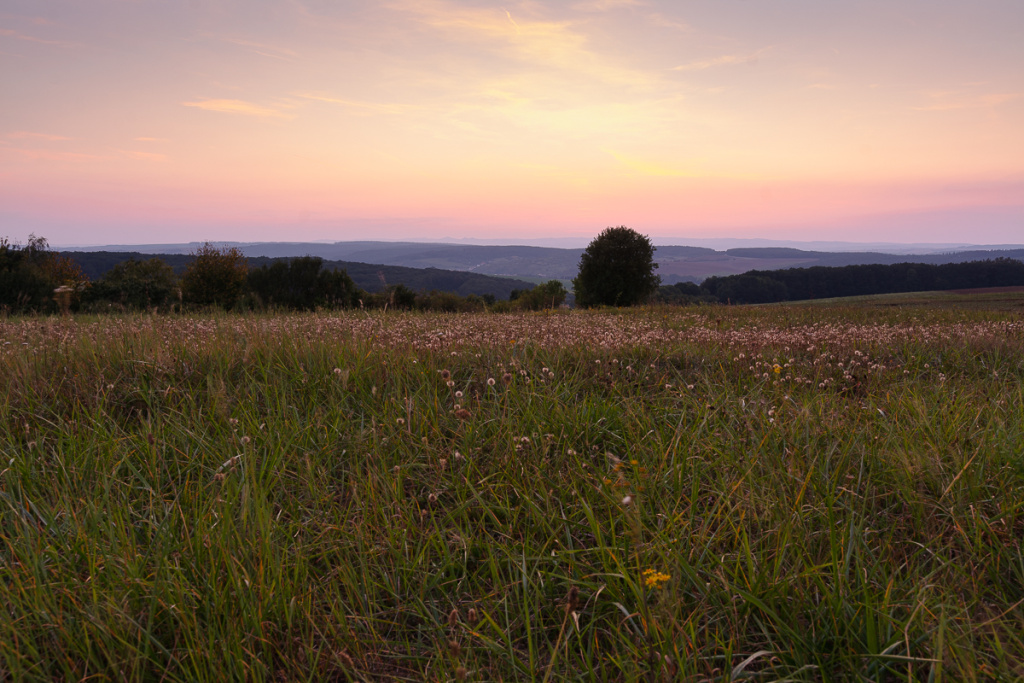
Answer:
62, 251, 536, 300
61, 241, 1024, 285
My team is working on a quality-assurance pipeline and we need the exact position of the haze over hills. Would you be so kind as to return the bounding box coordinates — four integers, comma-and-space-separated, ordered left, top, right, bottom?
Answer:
61, 240, 1024, 285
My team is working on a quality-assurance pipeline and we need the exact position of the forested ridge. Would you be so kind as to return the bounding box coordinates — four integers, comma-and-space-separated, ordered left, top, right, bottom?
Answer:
696, 258, 1024, 304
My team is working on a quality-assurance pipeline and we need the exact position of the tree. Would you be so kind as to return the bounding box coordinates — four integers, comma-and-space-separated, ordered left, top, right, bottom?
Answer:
247, 257, 360, 310
180, 242, 248, 309
572, 227, 660, 307
86, 258, 178, 310
515, 280, 568, 310
0, 235, 88, 313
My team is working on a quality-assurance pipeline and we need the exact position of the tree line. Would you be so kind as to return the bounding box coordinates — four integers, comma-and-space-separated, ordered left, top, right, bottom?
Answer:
697, 258, 1024, 304
0, 237, 567, 315
5, 231, 1022, 315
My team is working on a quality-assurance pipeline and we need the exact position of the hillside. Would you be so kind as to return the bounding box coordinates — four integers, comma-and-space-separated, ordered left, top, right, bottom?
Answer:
62, 241, 1024, 284
62, 251, 536, 300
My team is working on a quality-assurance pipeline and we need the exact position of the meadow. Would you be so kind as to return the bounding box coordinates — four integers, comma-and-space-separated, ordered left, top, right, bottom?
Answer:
1, 298, 1022, 681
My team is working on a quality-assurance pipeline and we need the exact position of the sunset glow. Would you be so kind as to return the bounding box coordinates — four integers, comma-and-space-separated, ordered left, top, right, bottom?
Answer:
2, 0, 1022, 245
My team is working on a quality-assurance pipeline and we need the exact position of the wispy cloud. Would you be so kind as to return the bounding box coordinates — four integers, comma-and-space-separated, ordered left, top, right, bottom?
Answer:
119, 150, 167, 162
671, 48, 770, 71
202, 34, 299, 61
182, 99, 294, 119
608, 150, 697, 177
6, 131, 71, 141
571, 0, 645, 11
0, 27, 70, 46
293, 93, 417, 116
2, 148, 101, 162
914, 91, 1023, 111
391, 0, 663, 91
646, 13, 690, 31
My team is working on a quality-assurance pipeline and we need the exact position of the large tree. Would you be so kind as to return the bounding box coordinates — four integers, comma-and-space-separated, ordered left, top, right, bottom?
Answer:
572, 226, 660, 307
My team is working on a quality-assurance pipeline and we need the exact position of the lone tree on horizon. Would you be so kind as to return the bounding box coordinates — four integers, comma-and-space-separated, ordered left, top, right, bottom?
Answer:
573, 226, 660, 308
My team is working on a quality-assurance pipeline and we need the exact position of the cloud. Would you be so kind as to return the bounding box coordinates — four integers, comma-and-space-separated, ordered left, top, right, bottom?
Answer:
391, 0, 663, 91
181, 99, 294, 119
0, 27, 70, 46
608, 150, 697, 177
6, 131, 71, 141
571, 0, 645, 11
202, 34, 299, 61
914, 92, 1023, 111
119, 150, 167, 162
2, 148, 100, 162
671, 48, 770, 71
646, 13, 690, 31
293, 93, 416, 116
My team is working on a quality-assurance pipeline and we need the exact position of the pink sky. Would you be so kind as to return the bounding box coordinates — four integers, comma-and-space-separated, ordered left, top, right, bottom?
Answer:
2, 0, 1022, 246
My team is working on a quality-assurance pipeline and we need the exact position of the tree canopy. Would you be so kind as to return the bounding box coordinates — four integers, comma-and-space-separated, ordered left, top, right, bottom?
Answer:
572, 227, 660, 308
179, 243, 248, 309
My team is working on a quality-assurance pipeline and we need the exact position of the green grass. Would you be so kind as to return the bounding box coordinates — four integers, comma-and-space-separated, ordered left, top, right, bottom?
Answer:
1, 305, 1022, 681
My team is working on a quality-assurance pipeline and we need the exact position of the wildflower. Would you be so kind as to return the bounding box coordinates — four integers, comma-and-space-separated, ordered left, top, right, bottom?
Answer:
455, 390, 463, 398
441, 369, 451, 380
502, 373, 512, 384
455, 408, 472, 420
643, 569, 671, 589
487, 377, 496, 386
621, 495, 632, 505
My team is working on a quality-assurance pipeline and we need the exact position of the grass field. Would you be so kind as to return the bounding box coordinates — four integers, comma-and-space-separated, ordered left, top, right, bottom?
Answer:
1, 298, 1023, 681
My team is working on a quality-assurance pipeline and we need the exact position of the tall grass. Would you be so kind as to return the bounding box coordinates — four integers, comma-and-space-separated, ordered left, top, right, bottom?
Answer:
1, 304, 1022, 681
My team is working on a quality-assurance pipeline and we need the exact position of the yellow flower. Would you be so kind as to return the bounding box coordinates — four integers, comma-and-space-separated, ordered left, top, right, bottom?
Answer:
643, 569, 671, 589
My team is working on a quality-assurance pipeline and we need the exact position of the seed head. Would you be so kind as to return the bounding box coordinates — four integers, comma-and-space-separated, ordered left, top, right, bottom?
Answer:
566, 585, 579, 611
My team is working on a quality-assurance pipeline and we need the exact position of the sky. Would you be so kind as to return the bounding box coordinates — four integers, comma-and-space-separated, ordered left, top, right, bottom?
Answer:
2, 0, 1023, 247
